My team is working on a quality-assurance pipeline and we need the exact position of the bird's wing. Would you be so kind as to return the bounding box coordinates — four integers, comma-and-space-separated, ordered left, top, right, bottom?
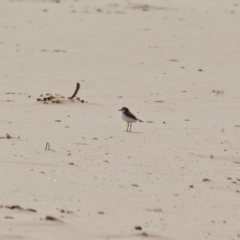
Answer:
127, 111, 138, 120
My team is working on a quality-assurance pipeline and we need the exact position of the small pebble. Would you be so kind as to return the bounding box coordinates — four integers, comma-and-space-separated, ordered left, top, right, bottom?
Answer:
202, 178, 211, 182
134, 226, 142, 230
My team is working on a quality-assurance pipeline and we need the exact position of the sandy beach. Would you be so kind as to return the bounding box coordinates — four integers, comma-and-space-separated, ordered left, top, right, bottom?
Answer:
0, 0, 240, 239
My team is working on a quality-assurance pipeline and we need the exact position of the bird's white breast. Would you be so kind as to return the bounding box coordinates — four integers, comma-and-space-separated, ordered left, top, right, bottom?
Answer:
122, 113, 137, 123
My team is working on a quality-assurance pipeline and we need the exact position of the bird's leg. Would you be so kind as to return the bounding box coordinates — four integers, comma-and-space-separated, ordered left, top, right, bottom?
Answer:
126, 123, 129, 132
130, 123, 132, 132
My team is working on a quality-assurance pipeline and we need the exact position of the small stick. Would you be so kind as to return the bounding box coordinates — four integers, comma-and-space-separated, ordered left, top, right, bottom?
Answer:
0, 134, 20, 139
45, 142, 50, 151
45, 142, 55, 152
69, 82, 80, 99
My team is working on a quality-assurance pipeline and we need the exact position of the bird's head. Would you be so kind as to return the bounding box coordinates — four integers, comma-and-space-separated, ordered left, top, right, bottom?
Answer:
118, 107, 129, 112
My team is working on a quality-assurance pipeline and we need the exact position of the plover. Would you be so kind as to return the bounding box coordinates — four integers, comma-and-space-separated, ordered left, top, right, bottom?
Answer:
118, 107, 143, 132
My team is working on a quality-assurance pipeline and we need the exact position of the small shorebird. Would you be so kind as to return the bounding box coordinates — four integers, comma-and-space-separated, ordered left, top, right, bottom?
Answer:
118, 107, 143, 132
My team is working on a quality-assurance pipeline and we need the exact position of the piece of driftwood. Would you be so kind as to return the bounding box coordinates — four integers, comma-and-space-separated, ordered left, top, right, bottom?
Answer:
69, 82, 80, 99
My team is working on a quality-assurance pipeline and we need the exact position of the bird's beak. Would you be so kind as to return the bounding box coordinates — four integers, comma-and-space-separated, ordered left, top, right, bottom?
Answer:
118, 109, 122, 111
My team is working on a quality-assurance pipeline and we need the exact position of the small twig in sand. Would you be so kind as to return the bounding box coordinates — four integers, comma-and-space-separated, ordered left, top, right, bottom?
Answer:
0, 133, 13, 139
45, 142, 50, 150
45, 215, 62, 222
0, 205, 37, 213
45, 142, 55, 152
69, 82, 80, 99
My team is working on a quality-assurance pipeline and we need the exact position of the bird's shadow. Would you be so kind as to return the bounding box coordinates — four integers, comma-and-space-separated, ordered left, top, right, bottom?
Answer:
124, 131, 142, 134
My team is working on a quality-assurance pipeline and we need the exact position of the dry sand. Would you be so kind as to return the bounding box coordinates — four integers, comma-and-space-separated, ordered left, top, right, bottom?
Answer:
0, 0, 240, 239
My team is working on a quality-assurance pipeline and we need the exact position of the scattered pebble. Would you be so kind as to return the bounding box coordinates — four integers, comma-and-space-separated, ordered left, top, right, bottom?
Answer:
202, 178, 211, 182
131, 184, 139, 187
212, 89, 224, 95
135, 226, 142, 230
58, 209, 73, 214
45, 216, 58, 221
4, 216, 14, 219
147, 208, 162, 212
